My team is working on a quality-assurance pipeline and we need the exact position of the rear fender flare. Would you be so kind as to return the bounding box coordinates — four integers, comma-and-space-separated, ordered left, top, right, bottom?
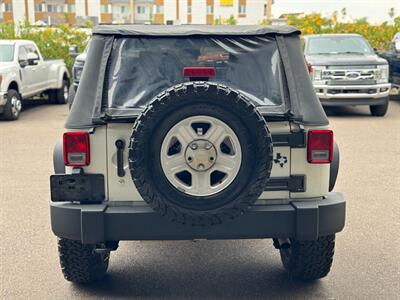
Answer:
53, 139, 65, 174
329, 141, 340, 192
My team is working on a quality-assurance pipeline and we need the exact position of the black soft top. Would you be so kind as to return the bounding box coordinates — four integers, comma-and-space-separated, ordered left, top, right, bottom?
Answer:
93, 24, 300, 37
66, 25, 329, 128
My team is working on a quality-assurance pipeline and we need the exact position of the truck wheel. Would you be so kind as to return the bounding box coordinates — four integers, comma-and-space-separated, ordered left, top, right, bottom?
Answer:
129, 82, 273, 226
68, 85, 76, 110
279, 235, 335, 281
58, 238, 110, 283
2, 89, 22, 121
49, 79, 69, 104
370, 100, 389, 116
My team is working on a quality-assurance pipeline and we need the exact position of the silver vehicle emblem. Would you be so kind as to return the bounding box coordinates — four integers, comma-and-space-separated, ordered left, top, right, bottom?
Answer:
346, 71, 361, 80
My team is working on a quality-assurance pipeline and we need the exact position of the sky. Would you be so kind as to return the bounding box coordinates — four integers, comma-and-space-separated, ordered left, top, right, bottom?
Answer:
272, 0, 400, 24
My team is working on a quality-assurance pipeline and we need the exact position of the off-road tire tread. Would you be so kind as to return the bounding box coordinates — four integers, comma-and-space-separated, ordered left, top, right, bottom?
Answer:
58, 238, 109, 284
280, 234, 335, 281
370, 101, 389, 117
129, 82, 273, 226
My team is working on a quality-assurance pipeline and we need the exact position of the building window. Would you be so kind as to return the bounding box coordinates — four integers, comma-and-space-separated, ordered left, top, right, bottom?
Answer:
137, 5, 145, 14
239, 5, 246, 14
187, 5, 192, 14
101, 5, 110, 13
66, 4, 75, 13
206, 5, 213, 14
156, 5, 164, 14
4, 3, 13, 11
34, 4, 44, 12
121, 6, 126, 14
46, 4, 65, 13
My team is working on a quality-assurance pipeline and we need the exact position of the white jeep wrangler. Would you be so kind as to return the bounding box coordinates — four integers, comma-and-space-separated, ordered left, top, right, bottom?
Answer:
50, 25, 345, 284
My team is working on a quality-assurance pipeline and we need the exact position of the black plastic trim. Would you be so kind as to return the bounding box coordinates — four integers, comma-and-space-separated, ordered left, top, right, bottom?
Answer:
53, 139, 65, 174
265, 175, 305, 192
271, 132, 305, 148
50, 192, 345, 243
50, 174, 105, 204
329, 142, 340, 192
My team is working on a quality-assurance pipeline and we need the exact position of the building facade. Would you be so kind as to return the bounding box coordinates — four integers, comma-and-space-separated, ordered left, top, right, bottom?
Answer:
0, 0, 273, 25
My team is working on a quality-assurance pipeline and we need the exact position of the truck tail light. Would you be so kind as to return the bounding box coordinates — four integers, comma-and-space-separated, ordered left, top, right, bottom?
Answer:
307, 62, 313, 74
63, 132, 90, 166
307, 130, 333, 164
183, 67, 216, 78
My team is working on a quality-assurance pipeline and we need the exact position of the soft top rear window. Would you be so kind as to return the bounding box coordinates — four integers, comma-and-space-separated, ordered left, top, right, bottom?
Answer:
105, 36, 284, 110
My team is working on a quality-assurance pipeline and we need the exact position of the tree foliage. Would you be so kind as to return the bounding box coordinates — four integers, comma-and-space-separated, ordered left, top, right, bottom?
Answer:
287, 13, 400, 50
0, 22, 91, 71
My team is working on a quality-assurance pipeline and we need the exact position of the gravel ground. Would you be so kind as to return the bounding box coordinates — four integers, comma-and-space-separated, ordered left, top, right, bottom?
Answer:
1, 100, 399, 299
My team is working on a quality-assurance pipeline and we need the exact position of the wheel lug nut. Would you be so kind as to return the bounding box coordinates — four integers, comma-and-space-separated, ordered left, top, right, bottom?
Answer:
190, 143, 198, 150
205, 143, 212, 150
198, 164, 204, 170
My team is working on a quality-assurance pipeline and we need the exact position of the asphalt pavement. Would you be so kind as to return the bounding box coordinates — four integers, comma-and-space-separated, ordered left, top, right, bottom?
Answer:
1, 99, 399, 299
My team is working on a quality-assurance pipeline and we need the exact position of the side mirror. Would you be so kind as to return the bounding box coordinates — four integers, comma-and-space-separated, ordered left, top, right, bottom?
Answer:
69, 45, 79, 58
27, 52, 39, 65
19, 58, 28, 68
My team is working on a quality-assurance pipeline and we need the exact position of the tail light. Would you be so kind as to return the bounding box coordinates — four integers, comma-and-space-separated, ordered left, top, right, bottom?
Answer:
183, 67, 216, 78
63, 132, 90, 166
307, 62, 313, 74
307, 130, 333, 164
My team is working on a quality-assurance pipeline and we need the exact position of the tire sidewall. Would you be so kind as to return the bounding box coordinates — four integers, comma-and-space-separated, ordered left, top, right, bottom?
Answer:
147, 102, 259, 211
4, 89, 22, 120
129, 83, 273, 221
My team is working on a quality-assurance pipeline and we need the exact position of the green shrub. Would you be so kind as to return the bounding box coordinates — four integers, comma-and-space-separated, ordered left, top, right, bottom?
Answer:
0, 22, 91, 72
287, 14, 400, 50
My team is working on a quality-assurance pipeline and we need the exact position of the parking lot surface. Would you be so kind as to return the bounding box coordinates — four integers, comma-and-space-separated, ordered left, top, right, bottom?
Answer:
1, 100, 399, 299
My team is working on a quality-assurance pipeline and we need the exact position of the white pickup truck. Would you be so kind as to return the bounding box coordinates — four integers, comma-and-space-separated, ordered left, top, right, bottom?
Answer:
0, 40, 69, 120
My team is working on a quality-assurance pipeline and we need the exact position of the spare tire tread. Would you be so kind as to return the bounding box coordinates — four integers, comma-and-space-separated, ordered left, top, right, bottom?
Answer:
129, 82, 273, 226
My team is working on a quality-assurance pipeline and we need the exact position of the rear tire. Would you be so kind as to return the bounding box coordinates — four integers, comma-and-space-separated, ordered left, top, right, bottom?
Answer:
370, 100, 389, 116
2, 89, 22, 121
58, 238, 110, 284
279, 235, 335, 281
49, 79, 69, 104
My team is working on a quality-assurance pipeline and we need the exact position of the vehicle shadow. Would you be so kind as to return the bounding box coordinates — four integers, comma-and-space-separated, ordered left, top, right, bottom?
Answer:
20, 99, 51, 112
71, 240, 323, 299
324, 105, 372, 117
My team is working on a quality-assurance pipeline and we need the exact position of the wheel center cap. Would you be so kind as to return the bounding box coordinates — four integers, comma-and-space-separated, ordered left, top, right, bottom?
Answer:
185, 140, 217, 172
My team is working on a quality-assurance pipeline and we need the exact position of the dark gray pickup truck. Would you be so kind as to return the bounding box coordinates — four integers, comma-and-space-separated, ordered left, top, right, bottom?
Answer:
303, 34, 391, 116
377, 32, 400, 97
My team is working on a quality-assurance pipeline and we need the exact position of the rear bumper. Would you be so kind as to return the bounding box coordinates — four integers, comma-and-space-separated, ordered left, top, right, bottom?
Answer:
50, 193, 345, 243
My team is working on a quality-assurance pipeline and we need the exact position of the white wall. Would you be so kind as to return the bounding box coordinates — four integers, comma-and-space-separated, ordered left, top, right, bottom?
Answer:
27, 0, 35, 23
12, 0, 27, 24
178, 0, 187, 24
237, 0, 265, 25
87, 0, 100, 18
164, 0, 176, 23
75, 0, 87, 17
191, 0, 206, 24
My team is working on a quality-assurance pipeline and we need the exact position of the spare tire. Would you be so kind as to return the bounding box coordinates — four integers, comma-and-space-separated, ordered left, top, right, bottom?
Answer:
129, 82, 273, 226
